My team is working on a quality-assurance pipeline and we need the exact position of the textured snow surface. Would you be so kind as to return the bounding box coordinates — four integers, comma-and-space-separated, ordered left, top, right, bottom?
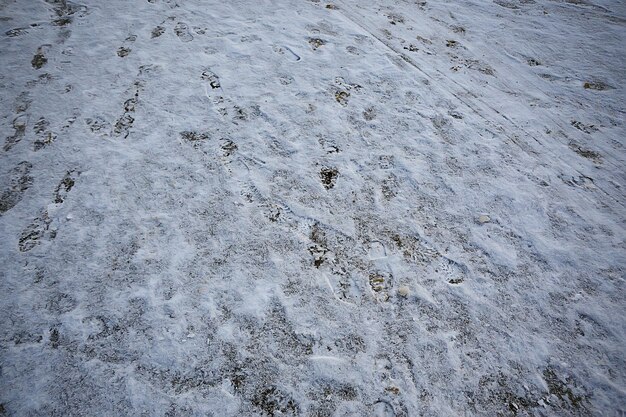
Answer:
1, 0, 625, 415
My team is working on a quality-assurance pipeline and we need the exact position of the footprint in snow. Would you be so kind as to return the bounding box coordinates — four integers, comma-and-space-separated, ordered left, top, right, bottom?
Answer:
33, 117, 57, 151
151, 26, 165, 38
117, 47, 131, 57
19, 170, 78, 252
201, 69, 220, 89
4, 115, 27, 151
0, 161, 33, 215
174, 22, 193, 42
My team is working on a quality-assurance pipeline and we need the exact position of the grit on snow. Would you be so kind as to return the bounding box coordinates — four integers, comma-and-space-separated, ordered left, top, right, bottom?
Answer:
0, 0, 625, 416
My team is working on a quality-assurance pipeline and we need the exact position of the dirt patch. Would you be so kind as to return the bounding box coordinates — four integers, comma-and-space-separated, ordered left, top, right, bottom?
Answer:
583, 81, 612, 91
31, 50, 47, 69
320, 167, 339, 189
335, 90, 349, 106
308, 38, 326, 50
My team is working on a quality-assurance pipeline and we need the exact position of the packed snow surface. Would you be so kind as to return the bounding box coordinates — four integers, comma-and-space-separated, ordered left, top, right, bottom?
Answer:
1, 0, 625, 415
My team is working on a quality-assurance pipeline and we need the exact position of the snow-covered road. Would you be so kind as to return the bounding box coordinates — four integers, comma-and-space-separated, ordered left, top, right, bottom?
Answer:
1, 0, 624, 415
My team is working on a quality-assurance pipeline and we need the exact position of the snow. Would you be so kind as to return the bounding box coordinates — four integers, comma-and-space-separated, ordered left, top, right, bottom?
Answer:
1, 0, 625, 415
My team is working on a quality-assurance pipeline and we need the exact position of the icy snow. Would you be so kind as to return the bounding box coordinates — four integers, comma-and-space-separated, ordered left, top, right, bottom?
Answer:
0, 0, 625, 415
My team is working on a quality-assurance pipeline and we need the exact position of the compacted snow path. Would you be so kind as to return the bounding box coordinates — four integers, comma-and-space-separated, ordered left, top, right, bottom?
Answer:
1, 0, 624, 415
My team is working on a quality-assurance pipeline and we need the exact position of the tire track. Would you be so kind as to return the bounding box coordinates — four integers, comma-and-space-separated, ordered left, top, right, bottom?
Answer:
333, 0, 624, 208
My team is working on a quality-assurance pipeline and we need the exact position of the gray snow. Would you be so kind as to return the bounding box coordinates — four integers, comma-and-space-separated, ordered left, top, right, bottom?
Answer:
1, 0, 625, 416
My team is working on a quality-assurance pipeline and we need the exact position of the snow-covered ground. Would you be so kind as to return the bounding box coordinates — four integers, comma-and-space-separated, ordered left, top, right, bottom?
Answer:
1, 0, 625, 415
